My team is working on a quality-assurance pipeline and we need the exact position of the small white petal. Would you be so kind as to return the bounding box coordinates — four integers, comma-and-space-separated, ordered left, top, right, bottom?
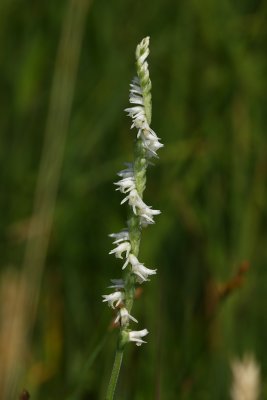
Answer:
129, 94, 144, 105
114, 177, 136, 194
117, 164, 134, 178
108, 279, 125, 289
109, 229, 129, 244
122, 257, 130, 270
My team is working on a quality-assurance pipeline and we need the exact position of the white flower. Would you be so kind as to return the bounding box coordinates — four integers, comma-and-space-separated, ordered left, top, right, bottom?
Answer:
121, 188, 160, 224
109, 229, 129, 244
121, 189, 142, 213
138, 205, 161, 224
114, 307, 138, 326
125, 103, 146, 130
129, 191, 148, 214
114, 177, 136, 194
108, 279, 125, 289
120, 189, 150, 216
139, 126, 163, 158
128, 329, 149, 346
109, 241, 131, 259
231, 354, 260, 400
102, 291, 125, 309
123, 254, 157, 282
137, 124, 157, 139
141, 133, 163, 158
129, 77, 142, 95
129, 91, 144, 106
117, 163, 134, 179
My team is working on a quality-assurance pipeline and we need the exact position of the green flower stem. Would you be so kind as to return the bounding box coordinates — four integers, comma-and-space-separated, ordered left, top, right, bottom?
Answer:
105, 347, 124, 400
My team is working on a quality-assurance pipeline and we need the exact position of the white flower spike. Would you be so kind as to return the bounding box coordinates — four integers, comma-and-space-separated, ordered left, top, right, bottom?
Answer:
104, 37, 162, 399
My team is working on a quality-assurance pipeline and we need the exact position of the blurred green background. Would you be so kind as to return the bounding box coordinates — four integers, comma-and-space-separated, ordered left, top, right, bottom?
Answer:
1, 0, 267, 399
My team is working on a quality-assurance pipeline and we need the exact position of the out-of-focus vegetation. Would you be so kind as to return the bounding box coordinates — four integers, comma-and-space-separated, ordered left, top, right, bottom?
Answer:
1, 0, 267, 399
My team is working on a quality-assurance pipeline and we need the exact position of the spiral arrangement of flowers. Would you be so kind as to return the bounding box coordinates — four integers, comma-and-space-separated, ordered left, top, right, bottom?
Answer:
103, 37, 163, 399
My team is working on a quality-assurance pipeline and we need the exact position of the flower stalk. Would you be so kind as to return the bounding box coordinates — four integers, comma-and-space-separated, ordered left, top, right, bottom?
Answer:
103, 37, 163, 399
